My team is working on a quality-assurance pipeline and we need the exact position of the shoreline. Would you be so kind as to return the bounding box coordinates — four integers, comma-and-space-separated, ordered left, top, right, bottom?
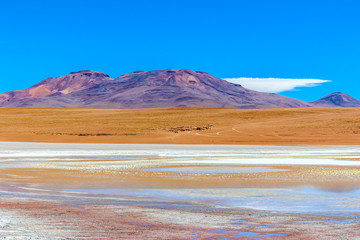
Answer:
0, 141, 360, 239
2, 140, 360, 146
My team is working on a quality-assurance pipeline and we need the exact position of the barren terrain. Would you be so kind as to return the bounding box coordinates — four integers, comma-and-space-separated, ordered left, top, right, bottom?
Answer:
0, 107, 360, 145
1, 108, 360, 239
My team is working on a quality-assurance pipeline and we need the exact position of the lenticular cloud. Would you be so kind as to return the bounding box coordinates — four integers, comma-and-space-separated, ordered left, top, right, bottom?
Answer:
223, 77, 331, 93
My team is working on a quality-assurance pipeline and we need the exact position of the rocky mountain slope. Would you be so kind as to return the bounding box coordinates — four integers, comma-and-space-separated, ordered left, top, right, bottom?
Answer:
311, 92, 360, 107
0, 69, 312, 109
0, 71, 113, 107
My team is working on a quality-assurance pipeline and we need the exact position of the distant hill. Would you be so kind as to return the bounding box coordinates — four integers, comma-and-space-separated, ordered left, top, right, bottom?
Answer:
311, 92, 360, 107
0, 71, 113, 107
0, 69, 311, 109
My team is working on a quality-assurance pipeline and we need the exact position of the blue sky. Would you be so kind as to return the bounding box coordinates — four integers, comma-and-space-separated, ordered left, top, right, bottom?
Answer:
1, 0, 359, 101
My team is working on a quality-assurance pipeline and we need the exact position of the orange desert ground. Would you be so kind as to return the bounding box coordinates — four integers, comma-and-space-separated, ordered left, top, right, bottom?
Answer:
1, 107, 360, 239
0, 107, 360, 145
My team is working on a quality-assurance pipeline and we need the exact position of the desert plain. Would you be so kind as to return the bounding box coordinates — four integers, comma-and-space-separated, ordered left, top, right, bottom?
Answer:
1, 107, 360, 145
1, 107, 360, 239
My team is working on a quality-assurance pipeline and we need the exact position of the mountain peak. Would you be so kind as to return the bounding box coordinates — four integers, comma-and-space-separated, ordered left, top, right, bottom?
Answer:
0, 69, 310, 108
114, 69, 228, 89
68, 70, 111, 78
311, 92, 360, 107
0, 70, 113, 104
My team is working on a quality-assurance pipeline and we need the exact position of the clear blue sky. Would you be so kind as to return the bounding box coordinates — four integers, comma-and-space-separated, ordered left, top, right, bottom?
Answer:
1, 0, 359, 101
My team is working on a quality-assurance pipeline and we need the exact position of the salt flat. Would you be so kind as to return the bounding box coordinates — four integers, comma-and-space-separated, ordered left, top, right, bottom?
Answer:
0, 142, 360, 239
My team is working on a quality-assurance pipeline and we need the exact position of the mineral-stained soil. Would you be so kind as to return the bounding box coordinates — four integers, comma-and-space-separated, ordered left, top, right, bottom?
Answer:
0, 143, 360, 239
1, 196, 360, 240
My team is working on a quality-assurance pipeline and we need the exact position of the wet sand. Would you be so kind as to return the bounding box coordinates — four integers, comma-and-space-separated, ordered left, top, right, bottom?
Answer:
0, 143, 360, 239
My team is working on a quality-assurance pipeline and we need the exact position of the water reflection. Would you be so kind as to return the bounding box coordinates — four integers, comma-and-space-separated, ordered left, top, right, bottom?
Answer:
68, 186, 360, 214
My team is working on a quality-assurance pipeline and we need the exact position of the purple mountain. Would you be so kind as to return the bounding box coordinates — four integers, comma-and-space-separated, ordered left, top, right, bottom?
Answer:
311, 92, 360, 107
0, 70, 113, 107
0, 69, 312, 109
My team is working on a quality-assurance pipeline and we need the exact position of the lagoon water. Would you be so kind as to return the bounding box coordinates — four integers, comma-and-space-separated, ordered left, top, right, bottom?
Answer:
67, 187, 360, 214
1, 142, 360, 165
1, 142, 360, 215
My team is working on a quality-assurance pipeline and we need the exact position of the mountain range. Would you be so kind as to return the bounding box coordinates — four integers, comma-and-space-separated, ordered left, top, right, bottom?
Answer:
0, 70, 359, 109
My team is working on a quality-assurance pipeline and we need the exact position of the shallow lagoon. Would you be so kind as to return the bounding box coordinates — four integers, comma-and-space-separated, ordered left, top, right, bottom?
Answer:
68, 186, 360, 214
1, 142, 360, 238
1, 143, 360, 207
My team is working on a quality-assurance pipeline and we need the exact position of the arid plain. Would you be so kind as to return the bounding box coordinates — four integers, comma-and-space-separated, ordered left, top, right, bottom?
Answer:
1, 107, 360, 239
1, 107, 360, 145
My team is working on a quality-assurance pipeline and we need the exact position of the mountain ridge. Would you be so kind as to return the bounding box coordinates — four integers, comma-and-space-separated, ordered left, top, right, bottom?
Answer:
0, 69, 357, 109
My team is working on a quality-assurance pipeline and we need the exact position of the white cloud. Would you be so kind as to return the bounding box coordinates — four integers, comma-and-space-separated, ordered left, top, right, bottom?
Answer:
223, 77, 331, 93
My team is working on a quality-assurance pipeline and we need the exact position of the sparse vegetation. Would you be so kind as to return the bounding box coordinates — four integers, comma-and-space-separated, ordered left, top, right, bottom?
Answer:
168, 125, 213, 133
0, 107, 359, 145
